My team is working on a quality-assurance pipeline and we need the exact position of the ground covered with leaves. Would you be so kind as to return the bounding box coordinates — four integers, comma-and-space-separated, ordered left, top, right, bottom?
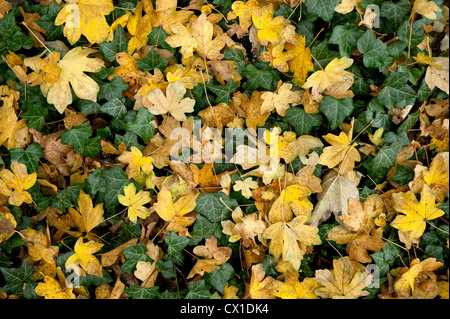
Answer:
0, 0, 448, 300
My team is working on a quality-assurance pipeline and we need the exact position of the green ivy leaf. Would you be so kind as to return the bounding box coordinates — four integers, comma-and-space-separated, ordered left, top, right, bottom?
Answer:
357, 29, 387, 68
185, 279, 212, 299
20, 106, 48, 130
305, 0, 339, 22
124, 108, 155, 143
283, 107, 323, 135
0, 260, 34, 294
121, 243, 152, 272
242, 64, 273, 91
136, 48, 169, 72
329, 24, 363, 57
377, 72, 416, 109
9, 143, 44, 174
99, 26, 128, 62
61, 124, 92, 154
319, 96, 354, 130
196, 192, 238, 223
126, 286, 159, 299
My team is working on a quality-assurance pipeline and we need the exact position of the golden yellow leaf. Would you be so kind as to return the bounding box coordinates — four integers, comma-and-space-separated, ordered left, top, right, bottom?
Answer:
55, 0, 114, 44
314, 256, 372, 299
318, 128, 361, 174
28, 47, 104, 114
165, 23, 198, 58
247, 263, 275, 299
286, 34, 314, 85
35, 276, 76, 299
127, 1, 152, 54
68, 189, 104, 235
227, 0, 260, 30
65, 237, 104, 277
263, 215, 321, 270
151, 0, 194, 33
0, 94, 28, 150
268, 184, 313, 223
117, 146, 154, 179
190, 13, 227, 61
261, 82, 302, 116
269, 271, 320, 299
302, 57, 354, 102
0, 160, 36, 206
391, 184, 445, 241
251, 4, 288, 46
153, 186, 198, 236
117, 183, 151, 223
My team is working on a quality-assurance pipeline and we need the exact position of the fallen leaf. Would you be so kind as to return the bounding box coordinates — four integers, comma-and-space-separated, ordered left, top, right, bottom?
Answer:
391, 184, 445, 241
118, 183, 151, 223
65, 237, 104, 277
263, 215, 321, 270
308, 170, 360, 227
314, 256, 372, 299
55, 0, 114, 44
0, 160, 36, 206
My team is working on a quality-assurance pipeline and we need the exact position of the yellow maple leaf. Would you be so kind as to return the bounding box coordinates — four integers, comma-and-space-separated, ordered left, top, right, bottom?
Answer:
0, 160, 36, 206
221, 207, 266, 249
286, 34, 314, 85
411, 0, 442, 20
55, 0, 114, 44
153, 186, 199, 236
391, 184, 445, 241
108, 52, 145, 85
302, 57, 354, 102
35, 276, 76, 299
227, 0, 260, 30
190, 13, 227, 61
261, 82, 302, 116
68, 189, 104, 235
22, 228, 59, 266
151, 0, 193, 33
144, 81, 195, 121
263, 215, 321, 271
0, 94, 28, 150
422, 152, 449, 202
268, 184, 313, 223
251, 4, 288, 46
314, 256, 372, 299
165, 23, 198, 58
392, 257, 443, 298
28, 47, 104, 114
127, 1, 153, 54
318, 128, 361, 174
335, 0, 365, 14
65, 237, 104, 277
117, 183, 151, 223
247, 263, 275, 299
117, 146, 154, 179
269, 271, 320, 299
